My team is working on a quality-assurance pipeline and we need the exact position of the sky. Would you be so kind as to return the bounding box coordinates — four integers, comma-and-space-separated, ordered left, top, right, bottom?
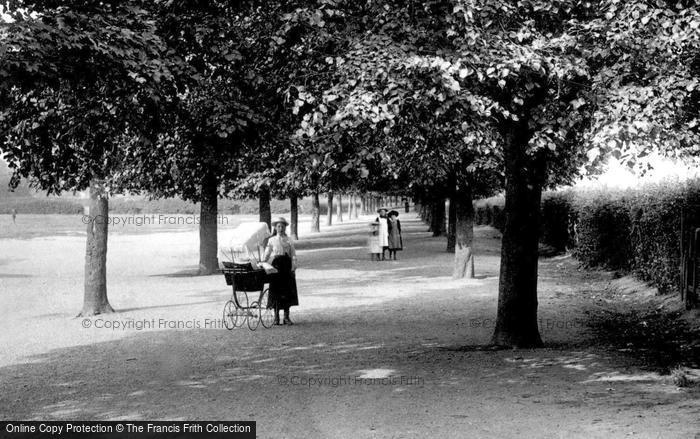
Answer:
575, 154, 700, 190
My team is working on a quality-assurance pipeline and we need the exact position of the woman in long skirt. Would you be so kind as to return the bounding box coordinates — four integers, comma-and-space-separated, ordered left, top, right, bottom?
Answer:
264, 217, 299, 325
387, 210, 403, 260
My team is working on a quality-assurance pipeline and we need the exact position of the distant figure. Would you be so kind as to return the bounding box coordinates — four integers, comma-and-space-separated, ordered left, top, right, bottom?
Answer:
367, 221, 382, 261
387, 210, 403, 260
11, 208, 17, 224
404, 198, 410, 213
375, 208, 389, 260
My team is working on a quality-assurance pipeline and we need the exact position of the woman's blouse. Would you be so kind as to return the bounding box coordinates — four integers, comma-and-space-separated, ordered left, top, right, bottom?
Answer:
264, 234, 296, 262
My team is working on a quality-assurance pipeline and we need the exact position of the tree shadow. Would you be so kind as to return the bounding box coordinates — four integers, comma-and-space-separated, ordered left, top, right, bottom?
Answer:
2, 318, 695, 424
149, 267, 206, 278
0, 273, 33, 278
115, 300, 220, 314
0, 257, 26, 267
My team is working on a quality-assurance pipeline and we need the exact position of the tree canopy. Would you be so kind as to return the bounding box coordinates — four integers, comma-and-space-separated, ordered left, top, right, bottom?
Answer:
2, 0, 698, 336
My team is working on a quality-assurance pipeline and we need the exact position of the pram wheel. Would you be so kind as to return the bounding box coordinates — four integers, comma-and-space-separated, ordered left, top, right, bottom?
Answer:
222, 300, 237, 330
259, 288, 274, 329
234, 290, 249, 328
247, 300, 261, 331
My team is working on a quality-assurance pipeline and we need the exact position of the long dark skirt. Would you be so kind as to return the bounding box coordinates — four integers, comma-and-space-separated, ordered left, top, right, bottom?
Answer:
267, 254, 299, 309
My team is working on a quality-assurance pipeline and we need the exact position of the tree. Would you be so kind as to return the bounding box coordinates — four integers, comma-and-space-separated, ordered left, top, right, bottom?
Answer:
311, 192, 321, 232
284, 0, 699, 347
326, 191, 334, 226
0, 1, 174, 314
116, 1, 260, 275
336, 192, 344, 222
259, 184, 272, 228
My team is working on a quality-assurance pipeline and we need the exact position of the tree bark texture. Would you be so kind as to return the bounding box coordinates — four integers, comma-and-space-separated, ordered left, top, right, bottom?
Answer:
198, 172, 219, 275
290, 194, 299, 240
259, 185, 271, 229
491, 122, 546, 348
447, 197, 457, 253
311, 191, 321, 232
431, 198, 446, 237
80, 179, 114, 316
453, 187, 475, 279
349, 194, 357, 219
336, 193, 344, 222
326, 191, 334, 226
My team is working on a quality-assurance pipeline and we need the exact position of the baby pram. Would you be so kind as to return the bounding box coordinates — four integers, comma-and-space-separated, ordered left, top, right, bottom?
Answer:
219, 222, 278, 330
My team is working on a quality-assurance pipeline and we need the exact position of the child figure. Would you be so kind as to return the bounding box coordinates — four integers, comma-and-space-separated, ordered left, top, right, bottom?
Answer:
367, 221, 382, 261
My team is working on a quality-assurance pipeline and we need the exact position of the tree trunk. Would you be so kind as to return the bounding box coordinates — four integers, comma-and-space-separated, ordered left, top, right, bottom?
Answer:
419, 202, 430, 226
79, 179, 114, 316
311, 191, 321, 232
337, 193, 344, 222
491, 123, 546, 348
360, 196, 366, 215
349, 194, 356, 219
431, 198, 446, 237
290, 194, 299, 240
259, 185, 271, 229
326, 191, 334, 226
198, 172, 219, 275
453, 187, 475, 279
447, 197, 457, 253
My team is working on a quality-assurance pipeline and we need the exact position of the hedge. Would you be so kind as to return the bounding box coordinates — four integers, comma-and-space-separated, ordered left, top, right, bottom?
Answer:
627, 181, 700, 294
573, 191, 634, 271
0, 197, 83, 214
474, 179, 700, 296
474, 196, 506, 232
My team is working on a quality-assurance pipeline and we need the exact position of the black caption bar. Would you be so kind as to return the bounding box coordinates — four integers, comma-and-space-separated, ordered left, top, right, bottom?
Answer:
0, 422, 255, 439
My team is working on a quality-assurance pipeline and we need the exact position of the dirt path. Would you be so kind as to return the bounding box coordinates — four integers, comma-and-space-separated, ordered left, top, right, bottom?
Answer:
0, 214, 698, 438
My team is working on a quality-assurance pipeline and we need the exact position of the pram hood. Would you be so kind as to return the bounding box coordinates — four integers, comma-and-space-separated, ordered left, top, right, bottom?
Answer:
218, 222, 271, 266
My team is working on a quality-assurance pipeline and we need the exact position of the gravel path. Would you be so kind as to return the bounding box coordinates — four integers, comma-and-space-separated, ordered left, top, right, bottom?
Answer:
0, 214, 698, 438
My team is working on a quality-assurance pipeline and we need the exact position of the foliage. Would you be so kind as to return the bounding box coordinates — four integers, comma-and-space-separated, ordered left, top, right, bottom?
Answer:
582, 1, 700, 173
283, 0, 699, 199
476, 179, 700, 294
0, 1, 174, 193
474, 196, 506, 232
0, 160, 30, 197
627, 180, 700, 293
573, 190, 634, 270
115, 1, 261, 202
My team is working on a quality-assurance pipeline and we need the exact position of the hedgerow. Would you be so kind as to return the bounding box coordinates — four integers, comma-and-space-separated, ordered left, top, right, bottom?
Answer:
474, 179, 700, 296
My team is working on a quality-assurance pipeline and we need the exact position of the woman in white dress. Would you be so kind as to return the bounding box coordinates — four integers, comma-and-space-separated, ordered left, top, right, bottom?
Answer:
264, 217, 298, 325
376, 208, 389, 260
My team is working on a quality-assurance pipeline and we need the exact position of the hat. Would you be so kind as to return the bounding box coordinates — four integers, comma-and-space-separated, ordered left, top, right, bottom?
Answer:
389, 210, 399, 217
377, 207, 388, 213
271, 216, 289, 226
